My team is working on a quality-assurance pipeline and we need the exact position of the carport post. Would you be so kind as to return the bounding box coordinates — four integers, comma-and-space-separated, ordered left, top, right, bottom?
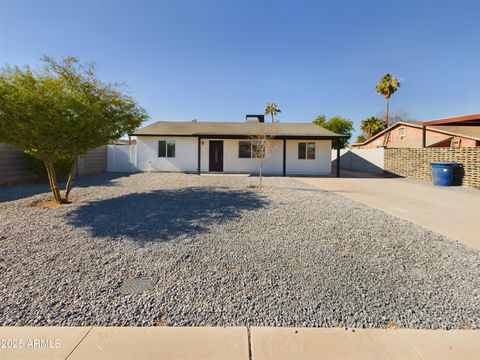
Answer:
197, 137, 201, 175
336, 141, 340, 177
282, 139, 286, 176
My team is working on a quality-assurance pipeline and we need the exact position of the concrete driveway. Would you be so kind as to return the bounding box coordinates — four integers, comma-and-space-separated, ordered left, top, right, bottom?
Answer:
296, 173, 480, 250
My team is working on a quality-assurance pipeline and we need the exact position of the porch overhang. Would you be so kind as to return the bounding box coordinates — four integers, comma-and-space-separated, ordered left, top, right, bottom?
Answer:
194, 135, 347, 177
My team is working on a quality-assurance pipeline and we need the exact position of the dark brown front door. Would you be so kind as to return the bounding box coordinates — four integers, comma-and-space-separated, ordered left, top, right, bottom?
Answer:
209, 141, 224, 172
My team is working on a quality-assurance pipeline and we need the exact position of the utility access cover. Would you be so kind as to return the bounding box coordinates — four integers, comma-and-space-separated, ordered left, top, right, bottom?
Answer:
119, 277, 159, 295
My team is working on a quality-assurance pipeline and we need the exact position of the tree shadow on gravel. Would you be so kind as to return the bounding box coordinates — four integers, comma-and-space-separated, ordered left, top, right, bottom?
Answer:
66, 187, 268, 242
0, 173, 132, 203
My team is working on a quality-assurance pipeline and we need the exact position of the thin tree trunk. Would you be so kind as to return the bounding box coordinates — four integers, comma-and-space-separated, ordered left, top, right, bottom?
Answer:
386, 97, 390, 126
48, 160, 62, 203
64, 158, 77, 201
271, 113, 274, 123
43, 159, 55, 198
44, 159, 62, 203
259, 163, 263, 189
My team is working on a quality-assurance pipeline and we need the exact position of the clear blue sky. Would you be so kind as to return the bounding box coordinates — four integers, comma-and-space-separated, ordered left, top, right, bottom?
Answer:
1, 0, 479, 139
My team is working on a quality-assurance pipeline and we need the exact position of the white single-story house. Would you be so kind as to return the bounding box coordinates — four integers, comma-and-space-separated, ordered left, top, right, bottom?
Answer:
132, 118, 347, 176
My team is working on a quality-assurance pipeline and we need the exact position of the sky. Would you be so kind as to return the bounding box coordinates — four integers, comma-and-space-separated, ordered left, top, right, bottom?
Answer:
1, 0, 479, 140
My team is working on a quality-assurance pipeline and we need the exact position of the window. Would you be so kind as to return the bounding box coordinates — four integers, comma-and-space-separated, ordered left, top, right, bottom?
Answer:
158, 140, 175, 158
398, 127, 406, 137
307, 142, 315, 159
238, 141, 264, 158
239, 141, 251, 158
251, 141, 264, 158
298, 142, 306, 159
298, 142, 315, 159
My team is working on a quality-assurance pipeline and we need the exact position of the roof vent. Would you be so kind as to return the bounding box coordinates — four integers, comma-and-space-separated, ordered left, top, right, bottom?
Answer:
245, 115, 265, 123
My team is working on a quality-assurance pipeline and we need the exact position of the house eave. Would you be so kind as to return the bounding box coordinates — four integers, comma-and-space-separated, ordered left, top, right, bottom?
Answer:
133, 133, 347, 140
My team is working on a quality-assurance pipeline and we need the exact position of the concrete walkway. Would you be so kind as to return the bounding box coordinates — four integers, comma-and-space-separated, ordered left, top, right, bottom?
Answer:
1, 327, 479, 359
295, 175, 480, 250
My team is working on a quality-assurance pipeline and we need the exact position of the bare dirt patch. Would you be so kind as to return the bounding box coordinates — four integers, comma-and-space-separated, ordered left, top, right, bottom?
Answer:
30, 198, 82, 208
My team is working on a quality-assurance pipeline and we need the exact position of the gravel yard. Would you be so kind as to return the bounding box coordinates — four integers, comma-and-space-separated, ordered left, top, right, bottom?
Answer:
1, 173, 479, 329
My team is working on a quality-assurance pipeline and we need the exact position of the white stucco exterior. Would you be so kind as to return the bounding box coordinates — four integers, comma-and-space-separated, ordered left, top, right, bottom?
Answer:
136, 136, 332, 175
137, 136, 197, 172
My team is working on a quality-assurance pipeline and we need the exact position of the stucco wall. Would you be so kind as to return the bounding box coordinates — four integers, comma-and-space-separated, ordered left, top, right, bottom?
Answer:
285, 139, 331, 174
136, 136, 197, 172
201, 139, 284, 174
332, 148, 384, 174
137, 137, 332, 175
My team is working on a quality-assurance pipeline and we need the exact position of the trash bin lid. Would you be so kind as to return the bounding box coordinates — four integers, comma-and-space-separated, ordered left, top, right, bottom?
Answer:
430, 162, 461, 167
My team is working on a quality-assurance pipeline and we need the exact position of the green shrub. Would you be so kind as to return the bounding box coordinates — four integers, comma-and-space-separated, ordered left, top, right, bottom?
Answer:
24, 153, 74, 181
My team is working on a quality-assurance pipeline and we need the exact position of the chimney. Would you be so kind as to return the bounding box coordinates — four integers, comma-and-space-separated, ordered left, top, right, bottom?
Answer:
245, 115, 265, 123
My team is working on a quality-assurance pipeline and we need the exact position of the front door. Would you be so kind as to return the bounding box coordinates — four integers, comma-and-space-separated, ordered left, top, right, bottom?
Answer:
209, 141, 224, 172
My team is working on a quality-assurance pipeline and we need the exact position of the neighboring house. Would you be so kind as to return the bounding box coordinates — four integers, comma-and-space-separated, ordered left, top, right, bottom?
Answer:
352, 113, 480, 149
132, 117, 347, 175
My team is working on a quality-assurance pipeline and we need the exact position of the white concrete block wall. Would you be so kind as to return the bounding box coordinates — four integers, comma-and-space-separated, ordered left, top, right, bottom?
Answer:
137, 136, 332, 175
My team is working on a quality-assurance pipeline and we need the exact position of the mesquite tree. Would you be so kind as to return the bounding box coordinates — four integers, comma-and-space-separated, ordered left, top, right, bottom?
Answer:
0, 56, 147, 203
250, 129, 276, 189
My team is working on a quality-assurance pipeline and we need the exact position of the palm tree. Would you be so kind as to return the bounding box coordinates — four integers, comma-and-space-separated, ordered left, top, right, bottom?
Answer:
356, 134, 367, 143
375, 74, 400, 125
264, 103, 281, 123
360, 116, 387, 139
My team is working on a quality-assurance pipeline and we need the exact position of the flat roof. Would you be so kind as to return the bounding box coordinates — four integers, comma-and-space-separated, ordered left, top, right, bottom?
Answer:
133, 121, 348, 139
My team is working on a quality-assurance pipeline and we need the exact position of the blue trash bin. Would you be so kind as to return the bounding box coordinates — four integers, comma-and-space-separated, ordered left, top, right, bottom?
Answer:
430, 162, 458, 186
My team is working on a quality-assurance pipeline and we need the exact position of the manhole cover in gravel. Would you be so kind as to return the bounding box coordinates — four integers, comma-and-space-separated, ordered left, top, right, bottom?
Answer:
119, 277, 159, 295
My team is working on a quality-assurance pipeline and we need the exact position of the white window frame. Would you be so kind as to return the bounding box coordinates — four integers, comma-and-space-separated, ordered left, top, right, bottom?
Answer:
158, 140, 176, 158
398, 127, 406, 137
298, 142, 316, 160
238, 141, 264, 159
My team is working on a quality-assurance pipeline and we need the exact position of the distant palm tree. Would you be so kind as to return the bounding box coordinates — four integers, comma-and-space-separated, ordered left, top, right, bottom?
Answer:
356, 134, 367, 143
360, 116, 387, 139
375, 74, 400, 125
264, 103, 281, 123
